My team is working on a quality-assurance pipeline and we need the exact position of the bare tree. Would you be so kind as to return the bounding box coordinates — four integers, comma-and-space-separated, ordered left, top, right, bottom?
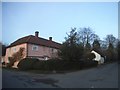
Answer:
78, 27, 99, 47
100, 40, 107, 50
105, 34, 116, 46
104, 34, 118, 62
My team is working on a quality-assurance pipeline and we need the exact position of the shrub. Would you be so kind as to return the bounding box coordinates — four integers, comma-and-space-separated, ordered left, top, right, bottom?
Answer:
17, 58, 39, 70
2, 62, 5, 65
7, 48, 25, 68
59, 43, 84, 62
58, 29, 84, 62
32, 60, 47, 70
17, 58, 98, 71
83, 52, 95, 61
81, 60, 98, 69
33, 59, 98, 71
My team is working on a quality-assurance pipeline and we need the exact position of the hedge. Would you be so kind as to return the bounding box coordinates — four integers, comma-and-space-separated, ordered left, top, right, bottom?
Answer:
17, 58, 98, 71
32, 60, 82, 71
17, 58, 39, 70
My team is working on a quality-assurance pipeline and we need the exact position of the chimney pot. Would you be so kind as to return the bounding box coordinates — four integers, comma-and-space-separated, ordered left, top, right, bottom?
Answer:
49, 37, 52, 41
35, 31, 39, 37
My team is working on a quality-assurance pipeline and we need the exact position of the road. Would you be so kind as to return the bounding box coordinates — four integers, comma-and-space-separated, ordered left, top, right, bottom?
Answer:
2, 62, 118, 88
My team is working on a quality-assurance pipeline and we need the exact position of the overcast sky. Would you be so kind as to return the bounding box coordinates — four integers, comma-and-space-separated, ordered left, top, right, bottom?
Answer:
2, 2, 118, 45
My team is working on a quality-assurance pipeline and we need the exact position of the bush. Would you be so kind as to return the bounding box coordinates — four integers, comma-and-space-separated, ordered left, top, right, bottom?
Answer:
7, 48, 25, 68
83, 52, 95, 61
32, 59, 83, 71
17, 58, 98, 71
2, 62, 5, 65
32, 60, 47, 70
17, 58, 39, 70
81, 60, 98, 69
59, 43, 84, 61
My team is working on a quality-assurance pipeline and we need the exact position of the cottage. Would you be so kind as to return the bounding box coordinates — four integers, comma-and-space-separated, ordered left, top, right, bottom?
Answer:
4, 31, 61, 68
91, 50, 104, 64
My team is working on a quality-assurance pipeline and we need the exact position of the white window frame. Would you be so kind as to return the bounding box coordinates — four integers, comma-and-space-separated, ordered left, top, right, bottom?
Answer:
32, 45, 38, 51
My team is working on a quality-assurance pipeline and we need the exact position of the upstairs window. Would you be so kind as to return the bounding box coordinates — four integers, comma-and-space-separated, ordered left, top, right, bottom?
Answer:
13, 47, 16, 52
51, 48, 56, 53
32, 45, 38, 51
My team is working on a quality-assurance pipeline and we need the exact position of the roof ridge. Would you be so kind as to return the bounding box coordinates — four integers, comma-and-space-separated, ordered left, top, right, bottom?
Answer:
8, 35, 61, 49
38, 36, 61, 45
26, 35, 32, 42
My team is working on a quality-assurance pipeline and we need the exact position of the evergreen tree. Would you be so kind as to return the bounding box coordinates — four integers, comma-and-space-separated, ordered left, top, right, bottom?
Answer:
58, 28, 84, 61
92, 40, 101, 53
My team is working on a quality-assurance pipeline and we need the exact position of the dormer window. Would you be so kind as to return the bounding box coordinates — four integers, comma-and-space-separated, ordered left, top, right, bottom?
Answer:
32, 45, 38, 51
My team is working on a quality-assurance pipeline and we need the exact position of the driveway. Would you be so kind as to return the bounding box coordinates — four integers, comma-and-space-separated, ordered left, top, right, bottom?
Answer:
2, 62, 118, 88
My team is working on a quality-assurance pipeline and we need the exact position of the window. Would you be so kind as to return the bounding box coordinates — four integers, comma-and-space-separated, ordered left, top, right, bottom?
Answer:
32, 45, 38, 51
13, 47, 16, 52
51, 48, 56, 53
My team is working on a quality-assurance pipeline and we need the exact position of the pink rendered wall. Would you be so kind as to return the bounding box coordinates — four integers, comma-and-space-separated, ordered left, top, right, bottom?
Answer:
4, 43, 59, 63
5, 43, 27, 63
27, 43, 59, 58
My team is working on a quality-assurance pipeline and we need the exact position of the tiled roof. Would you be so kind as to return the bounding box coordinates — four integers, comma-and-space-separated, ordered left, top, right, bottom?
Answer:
8, 35, 61, 49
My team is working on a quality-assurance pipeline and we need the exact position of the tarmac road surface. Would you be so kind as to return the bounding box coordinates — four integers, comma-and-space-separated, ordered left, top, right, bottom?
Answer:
2, 62, 118, 88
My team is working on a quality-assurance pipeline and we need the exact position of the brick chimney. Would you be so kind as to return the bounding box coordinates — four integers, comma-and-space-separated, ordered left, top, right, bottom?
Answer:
35, 31, 39, 37
49, 37, 52, 41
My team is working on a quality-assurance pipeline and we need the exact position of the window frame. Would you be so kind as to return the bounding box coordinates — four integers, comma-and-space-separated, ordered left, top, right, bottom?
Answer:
32, 45, 38, 51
